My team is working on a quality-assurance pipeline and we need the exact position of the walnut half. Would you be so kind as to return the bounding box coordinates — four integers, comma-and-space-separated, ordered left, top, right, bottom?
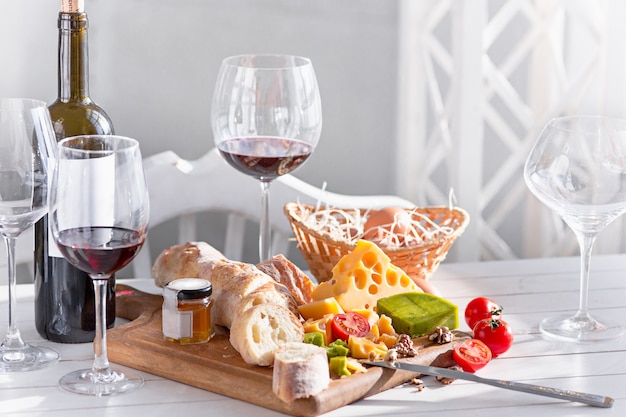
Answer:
428, 326, 454, 344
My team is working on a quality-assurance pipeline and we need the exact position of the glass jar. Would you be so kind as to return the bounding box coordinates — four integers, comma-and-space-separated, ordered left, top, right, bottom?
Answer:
162, 278, 213, 344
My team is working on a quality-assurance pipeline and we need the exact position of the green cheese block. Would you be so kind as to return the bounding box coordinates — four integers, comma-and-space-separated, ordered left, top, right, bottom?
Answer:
376, 292, 458, 337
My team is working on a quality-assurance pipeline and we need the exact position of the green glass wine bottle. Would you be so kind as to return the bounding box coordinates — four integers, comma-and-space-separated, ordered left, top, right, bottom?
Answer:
34, 0, 117, 343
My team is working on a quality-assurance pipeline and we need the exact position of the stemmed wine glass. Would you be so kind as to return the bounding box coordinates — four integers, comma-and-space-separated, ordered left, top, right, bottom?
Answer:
50, 135, 149, 395
524, 115, 626, 342
0, 98, 59, 372
211, 54, 322, 261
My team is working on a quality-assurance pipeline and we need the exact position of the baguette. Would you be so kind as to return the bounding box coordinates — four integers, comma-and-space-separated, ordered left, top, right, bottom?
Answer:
237, 281, 299, 318
257, 254, 315, 305
272, 342, 330, 403
229, 304, 304, 366
152, 241, 225, 287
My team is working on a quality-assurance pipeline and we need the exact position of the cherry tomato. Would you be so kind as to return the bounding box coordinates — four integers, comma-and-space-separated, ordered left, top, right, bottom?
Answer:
473, 318, 514, 357
464, 297, 502, 329
331, 312, 370, 342
453, 339, 492, 373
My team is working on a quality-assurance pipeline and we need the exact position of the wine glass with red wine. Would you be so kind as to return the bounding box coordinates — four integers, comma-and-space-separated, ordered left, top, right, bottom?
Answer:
0, 98, 58, 372
49, 135, 149, 396
211, 54, 322, 261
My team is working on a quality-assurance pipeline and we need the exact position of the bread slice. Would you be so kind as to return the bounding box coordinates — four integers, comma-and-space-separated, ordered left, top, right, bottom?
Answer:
272, 342, 330, 402
229, 304, 304, 366
209, 260, 274, 328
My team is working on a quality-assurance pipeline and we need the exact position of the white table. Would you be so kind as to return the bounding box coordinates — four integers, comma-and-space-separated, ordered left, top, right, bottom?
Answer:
1, 255, 625, 417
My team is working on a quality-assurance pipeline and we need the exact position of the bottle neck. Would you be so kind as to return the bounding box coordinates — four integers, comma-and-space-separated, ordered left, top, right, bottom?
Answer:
57, 12, 90, 102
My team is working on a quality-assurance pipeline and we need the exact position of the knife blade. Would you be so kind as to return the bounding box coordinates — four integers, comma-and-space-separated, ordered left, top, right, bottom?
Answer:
365, 361, 613, 408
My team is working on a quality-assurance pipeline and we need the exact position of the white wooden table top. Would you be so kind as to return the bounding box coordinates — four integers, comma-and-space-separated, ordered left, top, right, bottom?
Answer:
1, 255, 625, 417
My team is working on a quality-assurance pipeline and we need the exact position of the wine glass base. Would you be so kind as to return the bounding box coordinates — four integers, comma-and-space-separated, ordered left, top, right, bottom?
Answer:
0, 344, 59, 373
540, 314, 624, 343
60, 367, 144, 396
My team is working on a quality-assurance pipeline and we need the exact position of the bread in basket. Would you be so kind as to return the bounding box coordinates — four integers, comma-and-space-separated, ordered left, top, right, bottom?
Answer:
284, 202, 469, 283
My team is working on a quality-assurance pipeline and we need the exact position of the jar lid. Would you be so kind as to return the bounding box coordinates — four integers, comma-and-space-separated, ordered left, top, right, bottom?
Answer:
165, 278, 212, 299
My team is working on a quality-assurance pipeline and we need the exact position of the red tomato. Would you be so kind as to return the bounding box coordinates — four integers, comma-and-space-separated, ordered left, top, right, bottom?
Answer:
473, 318, 514, 357
453, 339, 492, 373
464, 297, 502, 329
331, 312, 370, 342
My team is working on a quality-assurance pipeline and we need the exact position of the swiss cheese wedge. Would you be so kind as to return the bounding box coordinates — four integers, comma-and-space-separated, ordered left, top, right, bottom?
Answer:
310, 240, 420, 312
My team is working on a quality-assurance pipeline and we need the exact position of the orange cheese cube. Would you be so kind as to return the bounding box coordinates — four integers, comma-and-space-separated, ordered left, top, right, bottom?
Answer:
302, 315, 334, 346
298, 297, 344, 321
348, 336, 388, 360
376, 314, 396, 336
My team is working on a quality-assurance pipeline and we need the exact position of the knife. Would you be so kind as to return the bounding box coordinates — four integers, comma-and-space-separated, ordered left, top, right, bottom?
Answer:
365, 361, 614, 408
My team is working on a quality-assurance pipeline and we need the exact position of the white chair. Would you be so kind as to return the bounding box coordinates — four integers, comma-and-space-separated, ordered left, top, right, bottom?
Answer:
130, 147, 416, 278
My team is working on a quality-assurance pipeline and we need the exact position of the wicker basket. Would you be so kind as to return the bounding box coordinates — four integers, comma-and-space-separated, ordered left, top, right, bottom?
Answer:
284, 202, 469, 283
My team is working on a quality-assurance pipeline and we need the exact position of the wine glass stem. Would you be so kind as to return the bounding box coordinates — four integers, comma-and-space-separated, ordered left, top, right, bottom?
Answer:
91, 278, 111, 374
259, 180, 272, 262
575, 231, 596, 319
2, 235, 25, 350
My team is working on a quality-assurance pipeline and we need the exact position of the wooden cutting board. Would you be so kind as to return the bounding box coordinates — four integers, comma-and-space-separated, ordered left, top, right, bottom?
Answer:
108, 284, 467, 417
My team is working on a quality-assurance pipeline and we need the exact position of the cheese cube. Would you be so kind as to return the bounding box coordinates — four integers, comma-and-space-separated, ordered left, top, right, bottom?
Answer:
298, 297, 344, 321
348, 336, 388, 360
310, 240, 420, 312
302, 315, 334, 346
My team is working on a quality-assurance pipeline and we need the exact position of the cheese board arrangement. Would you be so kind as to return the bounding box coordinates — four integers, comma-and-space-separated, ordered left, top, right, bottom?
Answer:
108, 205, 475, 416
109, 284, 467, 416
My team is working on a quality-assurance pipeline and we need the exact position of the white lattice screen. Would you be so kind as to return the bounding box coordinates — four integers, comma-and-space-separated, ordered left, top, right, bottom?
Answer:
396, 0, 626, 262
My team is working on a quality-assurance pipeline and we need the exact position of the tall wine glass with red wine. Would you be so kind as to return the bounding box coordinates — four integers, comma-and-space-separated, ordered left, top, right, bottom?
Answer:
0, 98, 58, 372
50, 135, 149, 395
211, 54, 322, 261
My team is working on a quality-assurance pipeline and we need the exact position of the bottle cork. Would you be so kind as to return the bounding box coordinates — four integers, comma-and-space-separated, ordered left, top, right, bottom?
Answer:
62, 0, 84, 13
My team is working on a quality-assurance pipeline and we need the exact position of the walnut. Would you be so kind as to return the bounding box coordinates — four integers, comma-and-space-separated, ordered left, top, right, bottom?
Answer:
410, 378, 425, 391
435, 365, 463, 385
391, 334, 419, 357
384, 348, 398, 364
428, 326, 454, 344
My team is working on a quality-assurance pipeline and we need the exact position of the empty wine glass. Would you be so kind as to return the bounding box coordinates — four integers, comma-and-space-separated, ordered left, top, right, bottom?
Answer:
211, 54, 322, 262
0, 98, 59, 372
524, 115, 626, 342
50, 135, 149, 395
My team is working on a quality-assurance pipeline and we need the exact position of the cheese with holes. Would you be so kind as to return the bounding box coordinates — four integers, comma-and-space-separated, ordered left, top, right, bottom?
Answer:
376, 292, 458, 337
310, 240, 420, 312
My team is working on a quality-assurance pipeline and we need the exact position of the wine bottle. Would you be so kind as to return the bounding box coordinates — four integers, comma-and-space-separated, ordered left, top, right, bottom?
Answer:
34, 0, 116, 343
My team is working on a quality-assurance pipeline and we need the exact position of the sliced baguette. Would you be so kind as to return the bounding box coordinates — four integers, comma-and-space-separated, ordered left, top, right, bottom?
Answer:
209, 260, 274, 328
272, 342, 330, 402
229, 304, 304, 366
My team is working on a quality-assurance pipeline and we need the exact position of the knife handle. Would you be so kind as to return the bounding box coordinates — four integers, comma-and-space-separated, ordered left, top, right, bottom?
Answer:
492, 379, 614, 408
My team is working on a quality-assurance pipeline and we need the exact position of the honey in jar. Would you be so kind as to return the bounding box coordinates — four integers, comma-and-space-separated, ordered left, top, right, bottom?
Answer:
162, 278, 213, 344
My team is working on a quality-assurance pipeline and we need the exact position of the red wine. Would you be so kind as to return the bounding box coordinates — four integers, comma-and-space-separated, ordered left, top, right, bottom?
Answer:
56, 227, 145, 277
218, 137, 313, 181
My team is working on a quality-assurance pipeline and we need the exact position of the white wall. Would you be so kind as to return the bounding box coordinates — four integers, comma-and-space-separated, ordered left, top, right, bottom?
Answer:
1, 0, 400, 195
0, 0, 402, 271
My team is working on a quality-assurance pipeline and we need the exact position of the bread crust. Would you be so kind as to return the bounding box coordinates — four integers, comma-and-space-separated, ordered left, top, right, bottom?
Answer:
208, 260, 274, 328
272, 342, 330, 402
257, 254, 316, 305
152, 241, 225, 287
